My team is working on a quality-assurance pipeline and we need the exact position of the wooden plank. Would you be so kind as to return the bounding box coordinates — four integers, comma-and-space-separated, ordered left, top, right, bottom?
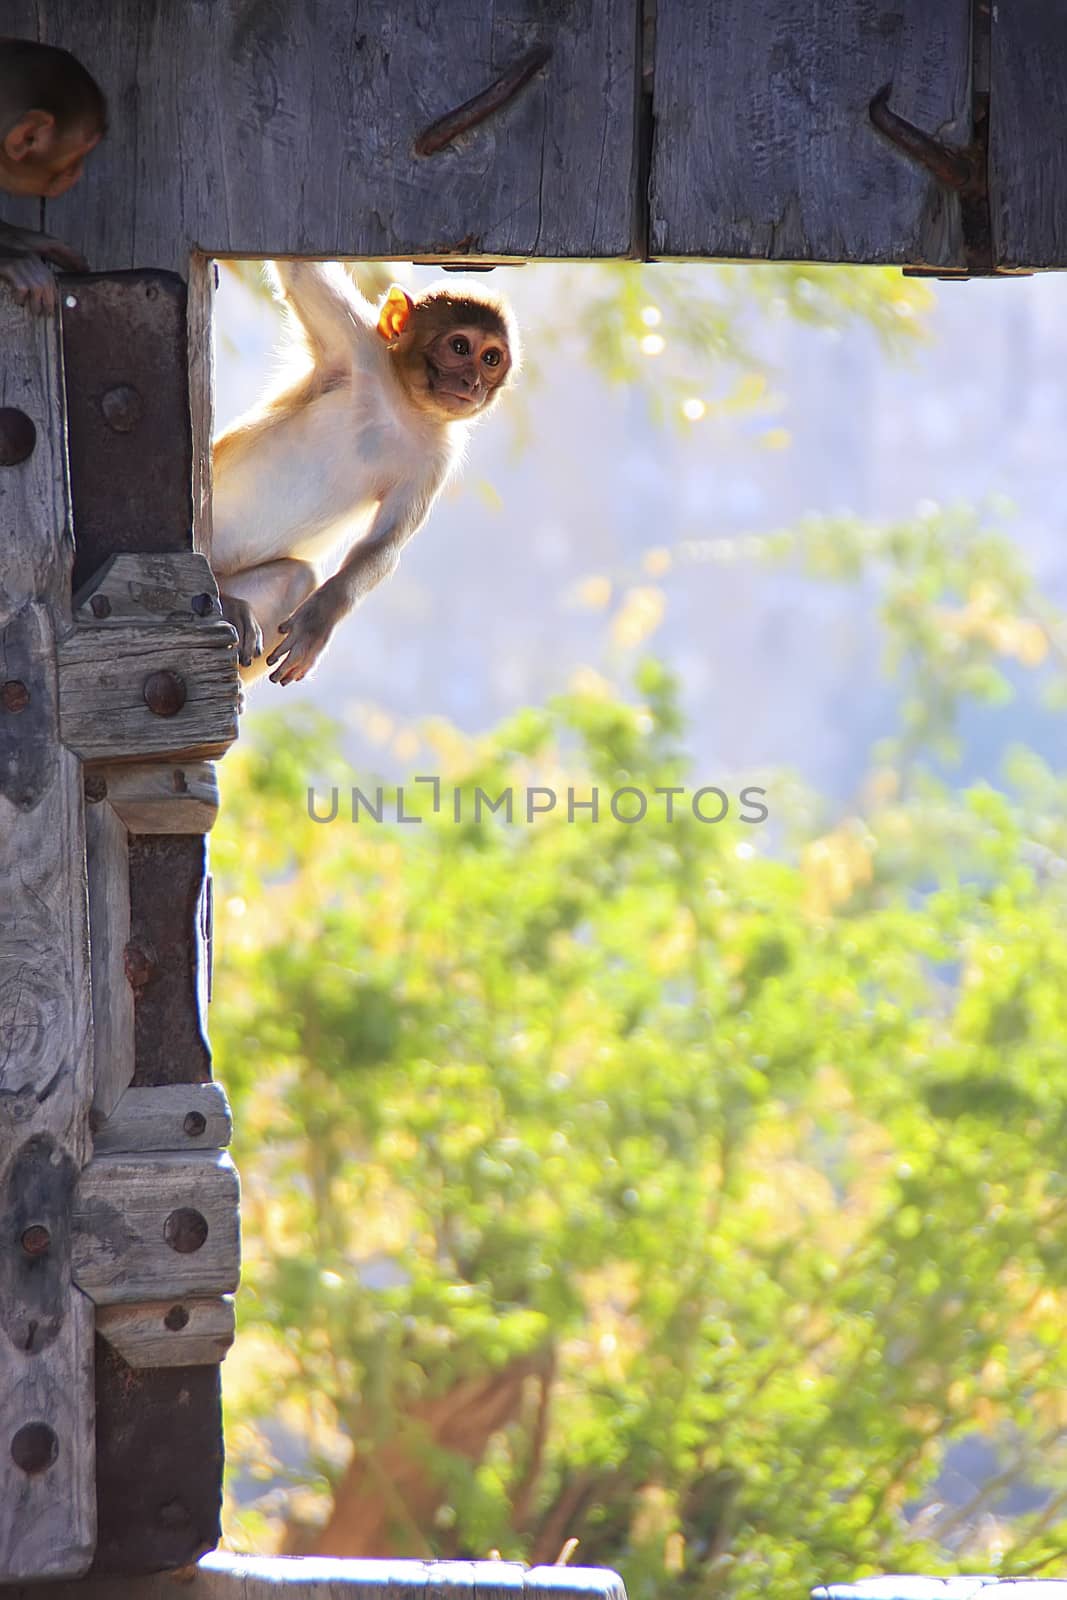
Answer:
72, 1152, 240, 1306
989, 0, 1067, 268
44, 1, 640, 271
129, 834, 213, 1088
57, 618, 239, 765
93, 1083, 232, 1155
96, 1296, 235, 1368
650, 0, 972, 264
74, 553, 223, 625
0, 1557, 628, 1598
84, 797, 134, 1122
90, 760, 220, 835
0, 285, 95, 1576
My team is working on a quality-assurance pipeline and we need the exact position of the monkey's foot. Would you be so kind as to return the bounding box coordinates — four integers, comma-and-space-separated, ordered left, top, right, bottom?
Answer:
220, 593, 264, 668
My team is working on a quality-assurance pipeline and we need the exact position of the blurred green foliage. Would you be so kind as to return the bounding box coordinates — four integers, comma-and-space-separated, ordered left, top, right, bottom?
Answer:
211, 260, 1067, 1591
214, 487, 1067, 1595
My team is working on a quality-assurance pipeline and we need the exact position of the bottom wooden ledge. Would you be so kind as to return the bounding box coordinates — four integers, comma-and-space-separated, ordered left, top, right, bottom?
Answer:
0, 1556, 627, 1599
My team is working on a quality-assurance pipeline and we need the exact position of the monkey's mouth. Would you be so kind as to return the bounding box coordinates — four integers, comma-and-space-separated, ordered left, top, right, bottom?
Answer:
425, 360, 480, 406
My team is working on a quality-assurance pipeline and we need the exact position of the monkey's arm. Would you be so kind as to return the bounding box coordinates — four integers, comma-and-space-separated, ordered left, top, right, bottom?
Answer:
271, 259, 373, 372
0, 218, 87, 316
264, 488, 431, 686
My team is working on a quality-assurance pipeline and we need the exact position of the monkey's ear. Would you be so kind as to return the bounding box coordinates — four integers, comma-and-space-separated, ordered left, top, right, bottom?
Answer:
377, 286, 415, 343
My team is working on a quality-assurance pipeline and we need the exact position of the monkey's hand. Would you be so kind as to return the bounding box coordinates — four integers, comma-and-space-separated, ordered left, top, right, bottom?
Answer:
0, 256, 62, 316
219, 593, 264, 669
265, 581, 349, 686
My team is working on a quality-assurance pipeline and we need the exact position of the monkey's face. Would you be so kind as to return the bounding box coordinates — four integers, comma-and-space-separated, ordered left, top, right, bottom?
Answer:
412, 322, 513, 421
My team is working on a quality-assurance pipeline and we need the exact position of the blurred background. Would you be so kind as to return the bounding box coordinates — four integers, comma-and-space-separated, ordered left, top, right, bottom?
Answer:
210, 260, 1067, 1598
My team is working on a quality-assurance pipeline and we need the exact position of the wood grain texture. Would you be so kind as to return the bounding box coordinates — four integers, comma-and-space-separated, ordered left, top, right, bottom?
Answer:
92, 1083, 232, 1156
989, 0, 1067, 267
38, 0, 640, 270
96, 1295, 235, 1369
58, 619, 239, 764
73, 553, 223, 626
0, 1557, 629, 1598
93, 761, 221, 835
72, 1152, 240, 1306
84, 797, 134, 1122
650, 0, 972, 264
0, 290, 95, 1578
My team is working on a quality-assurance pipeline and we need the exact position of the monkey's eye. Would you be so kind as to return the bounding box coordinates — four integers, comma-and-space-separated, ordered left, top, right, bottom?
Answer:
451, 336, 470, 356
482, 349, 501, 368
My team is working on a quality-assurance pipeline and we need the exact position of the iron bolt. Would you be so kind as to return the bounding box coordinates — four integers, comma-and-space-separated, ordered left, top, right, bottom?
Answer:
164, 1207, 208, 1254
11, 1422, 58, 1475
20, 1225, 51, 1258
89, 593, 112, 618
183, 1111, 207, 1138
0, 407, 36, 466
143, 669, 187, 717
164, 1305, 190, 1331
84, 774, 108, 803
100, 384, 143, 433
191, 592, 217, 617
1, 680, 29, 713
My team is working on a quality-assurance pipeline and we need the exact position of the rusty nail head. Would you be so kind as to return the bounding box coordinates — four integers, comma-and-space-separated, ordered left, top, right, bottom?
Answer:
11, 1422, 58, 1475
164, 1207, 209, 1254
1, 680, 29, 713
191, 591, 217, 617
143, 669, 187, 716
164, 1305, 190, 1331
89, 593, 112, 618
124, 941, 155, 991
183, 1110, 207, 1138
100, 383, 143, 434
84, 773, 108, 803
0, 407, 36, 466
20, 1224, 51, 1257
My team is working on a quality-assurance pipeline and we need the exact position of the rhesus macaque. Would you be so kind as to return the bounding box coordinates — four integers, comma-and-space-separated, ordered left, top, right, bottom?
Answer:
211, 261, 519, 686
0, 38, 107, 314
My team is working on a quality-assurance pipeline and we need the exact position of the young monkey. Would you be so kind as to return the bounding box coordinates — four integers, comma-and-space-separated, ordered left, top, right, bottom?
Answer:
0, 38, 107, 314
211, 261, 519, 686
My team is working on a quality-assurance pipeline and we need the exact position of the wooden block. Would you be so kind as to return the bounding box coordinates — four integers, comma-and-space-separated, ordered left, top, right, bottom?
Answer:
73, 552, 223, 625
92, 760, 220, 834
96, 1295, 235, 1368
84, 797, 134, 1123
58, 619, 239, 765
72, 1151, 240, 1306
93, 1083, 232, 1155
0, 274, 95, 1580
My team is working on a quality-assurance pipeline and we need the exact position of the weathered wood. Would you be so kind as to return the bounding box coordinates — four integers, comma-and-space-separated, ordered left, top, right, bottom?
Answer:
58, 619, 239, 764
84, 796, 134, 1122
129, 835, 213, 1087
189, 258, 215, 556
0, 293, 95, 1577
0, 1556, 628, 1599
649, 0, 972, 264
96, 1296, 235, 1369
44, 2, 640, 272
73, 1152, 240, 1306
989, 0, 1067, 268
74, 553, 223, 625
93, 1083, 232, 1156
92, 760, 221, 835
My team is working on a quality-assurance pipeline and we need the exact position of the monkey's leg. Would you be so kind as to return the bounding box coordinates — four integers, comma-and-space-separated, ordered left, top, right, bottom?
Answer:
217, 557, 317, 685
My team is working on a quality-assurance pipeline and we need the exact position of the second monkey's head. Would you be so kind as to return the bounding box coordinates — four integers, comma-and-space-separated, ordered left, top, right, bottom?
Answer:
0, 37, 108, 200
376, 279, 520, 423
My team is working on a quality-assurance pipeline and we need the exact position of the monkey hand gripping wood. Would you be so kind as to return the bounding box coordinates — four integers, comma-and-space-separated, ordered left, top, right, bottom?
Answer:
210, 260, 520, 687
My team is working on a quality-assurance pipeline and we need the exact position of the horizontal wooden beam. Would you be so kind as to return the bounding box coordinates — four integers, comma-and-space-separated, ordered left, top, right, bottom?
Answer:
96, 1295, 235, 1368
92, 1083, 232, 1155
58, 619, 239, 764
72, 1151, 240, 1306
0, 1556, 627, 1599
98, 760, 221, 834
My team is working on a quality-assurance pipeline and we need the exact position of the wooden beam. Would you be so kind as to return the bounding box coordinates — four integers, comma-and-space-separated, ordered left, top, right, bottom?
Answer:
73, 1152, 240, 1306
45, 1, 641, 272
649, 0, 972, 265
0, 294, 95, 1577
58, 619, 239, 765
96, 1296, 235, 1369
92, 1083, 232, 1155
990, 0, 1067, 267
0, 1556, 628, 1599
73, 553, 224, 626
91, 761, 221, 835
84, 797, 134, 1122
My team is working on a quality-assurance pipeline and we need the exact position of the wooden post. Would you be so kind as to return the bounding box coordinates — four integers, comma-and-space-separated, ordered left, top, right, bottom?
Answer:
0, 268, 96, 1579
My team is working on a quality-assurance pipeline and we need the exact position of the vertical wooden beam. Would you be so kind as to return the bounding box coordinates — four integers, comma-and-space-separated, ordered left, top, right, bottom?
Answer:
0, 298, 96, 1575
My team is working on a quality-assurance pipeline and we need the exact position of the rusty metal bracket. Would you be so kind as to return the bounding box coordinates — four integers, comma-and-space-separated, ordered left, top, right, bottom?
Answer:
414, 44, 552, 157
